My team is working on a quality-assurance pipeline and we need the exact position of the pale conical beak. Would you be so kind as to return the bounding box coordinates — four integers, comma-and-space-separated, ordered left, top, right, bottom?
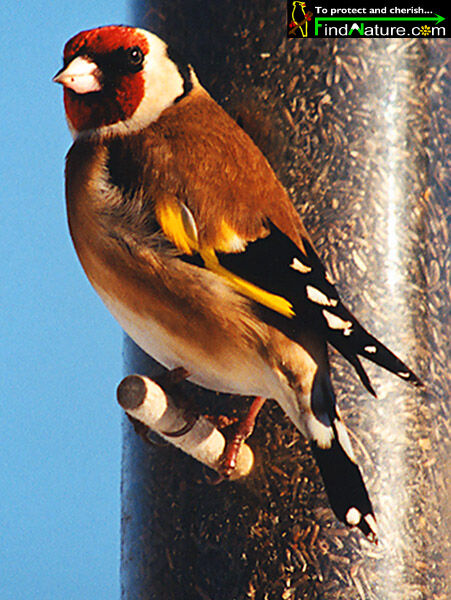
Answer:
53, 56, 102, 94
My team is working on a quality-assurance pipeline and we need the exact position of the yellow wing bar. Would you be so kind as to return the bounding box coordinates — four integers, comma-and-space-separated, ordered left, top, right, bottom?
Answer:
157, 199, 295, 318
201, 247, 295, 318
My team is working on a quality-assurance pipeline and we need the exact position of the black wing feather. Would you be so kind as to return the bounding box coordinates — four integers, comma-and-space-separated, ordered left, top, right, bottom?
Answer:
216, 221, 422, 392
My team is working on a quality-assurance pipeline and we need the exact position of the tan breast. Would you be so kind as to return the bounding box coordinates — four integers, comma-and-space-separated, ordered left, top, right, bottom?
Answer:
65, 139, 277, 394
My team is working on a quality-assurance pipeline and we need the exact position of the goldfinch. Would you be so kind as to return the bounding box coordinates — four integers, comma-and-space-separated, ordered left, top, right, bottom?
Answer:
54, 25, 422, 542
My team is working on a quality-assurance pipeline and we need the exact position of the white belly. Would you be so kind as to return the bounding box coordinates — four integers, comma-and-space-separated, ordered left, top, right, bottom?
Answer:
100, 289, 280, 399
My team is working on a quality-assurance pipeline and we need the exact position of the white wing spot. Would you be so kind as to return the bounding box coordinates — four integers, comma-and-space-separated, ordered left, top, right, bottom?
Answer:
364, 345, 377, 354
306, 285, 338, 307
323, 309, 352, 331
346, 507, 362, 526
398, 371, 411, 379
290, 257, 312, 274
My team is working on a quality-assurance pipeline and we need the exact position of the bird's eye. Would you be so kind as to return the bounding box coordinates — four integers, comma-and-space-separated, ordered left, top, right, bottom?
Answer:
126, 46, 144, 69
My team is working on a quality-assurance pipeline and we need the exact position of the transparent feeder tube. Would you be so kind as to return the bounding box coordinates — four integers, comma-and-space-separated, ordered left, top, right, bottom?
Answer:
121, 4, 449, 598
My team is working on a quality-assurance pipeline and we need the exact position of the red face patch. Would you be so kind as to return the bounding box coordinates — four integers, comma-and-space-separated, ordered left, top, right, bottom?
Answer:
64, 25, 149, 62
62, 26, 150, 132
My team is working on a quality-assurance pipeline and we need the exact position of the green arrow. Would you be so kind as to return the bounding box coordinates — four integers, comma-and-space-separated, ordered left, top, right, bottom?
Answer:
317, 14, 444, 24
315, 14, 445, 35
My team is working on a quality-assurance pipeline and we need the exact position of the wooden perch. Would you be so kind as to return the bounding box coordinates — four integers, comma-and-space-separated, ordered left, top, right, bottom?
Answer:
117, 374, 254, 480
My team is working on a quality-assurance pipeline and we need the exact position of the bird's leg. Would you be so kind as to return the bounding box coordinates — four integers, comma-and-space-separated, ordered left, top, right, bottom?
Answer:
219, 396, 266, 478
154, 366, 190, 388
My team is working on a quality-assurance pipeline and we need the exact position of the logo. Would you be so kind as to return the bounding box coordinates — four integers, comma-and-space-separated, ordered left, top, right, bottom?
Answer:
287, 1, 447, 38
288, 2, 313, 37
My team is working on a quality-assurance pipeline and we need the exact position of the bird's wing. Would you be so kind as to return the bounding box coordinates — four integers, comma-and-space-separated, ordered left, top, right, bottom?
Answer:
103, 89, 421, 394
155, 195, 422, 395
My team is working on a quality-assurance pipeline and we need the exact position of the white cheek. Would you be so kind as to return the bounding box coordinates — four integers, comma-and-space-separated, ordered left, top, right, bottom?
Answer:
140, 54, 184, 122
120, 31, 187, 129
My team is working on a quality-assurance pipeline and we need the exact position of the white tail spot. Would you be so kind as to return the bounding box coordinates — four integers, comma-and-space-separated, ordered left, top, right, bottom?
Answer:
346, 507, 362, 526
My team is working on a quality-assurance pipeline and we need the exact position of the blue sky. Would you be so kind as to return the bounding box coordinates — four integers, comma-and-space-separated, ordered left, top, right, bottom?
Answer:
1, 2, 133, 598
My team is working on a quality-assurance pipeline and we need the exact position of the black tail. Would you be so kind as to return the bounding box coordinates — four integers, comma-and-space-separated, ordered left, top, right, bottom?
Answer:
307, 363, 378, 541
311, 434, 377, 542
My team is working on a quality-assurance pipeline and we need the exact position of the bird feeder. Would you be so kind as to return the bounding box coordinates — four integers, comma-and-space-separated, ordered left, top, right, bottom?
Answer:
121, 4, 448, 598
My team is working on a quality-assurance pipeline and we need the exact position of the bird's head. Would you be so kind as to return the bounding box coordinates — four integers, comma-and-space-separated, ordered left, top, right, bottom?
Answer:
53, 25, 193, 138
